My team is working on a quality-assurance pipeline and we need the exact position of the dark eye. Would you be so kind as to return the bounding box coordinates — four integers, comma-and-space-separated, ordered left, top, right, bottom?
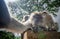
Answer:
33, 14, 39, 18
33, 14, 43, 20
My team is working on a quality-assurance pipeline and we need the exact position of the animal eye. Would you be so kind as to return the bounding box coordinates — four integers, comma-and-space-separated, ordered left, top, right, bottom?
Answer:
33, 16, 37, 18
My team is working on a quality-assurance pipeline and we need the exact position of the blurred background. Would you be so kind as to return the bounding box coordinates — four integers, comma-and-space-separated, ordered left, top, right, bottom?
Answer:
0, 0, 60, 39
5, 0, 60, 31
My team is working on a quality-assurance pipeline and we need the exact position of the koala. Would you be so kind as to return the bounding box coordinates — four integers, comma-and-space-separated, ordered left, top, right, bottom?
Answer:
22, 12, 44, 32
41, 11, 58, 31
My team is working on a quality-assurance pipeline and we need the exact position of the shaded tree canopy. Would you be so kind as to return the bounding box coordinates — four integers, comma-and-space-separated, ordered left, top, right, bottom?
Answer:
0, 31, 21, 39
6, 0, 60, 20
0, 31, 15, 39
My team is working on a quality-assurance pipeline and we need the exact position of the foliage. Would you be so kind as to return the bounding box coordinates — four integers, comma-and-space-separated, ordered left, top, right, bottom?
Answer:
7, 0, 60, 20
0, 31, 21, 39
38, 31, 46, 39
0, 31, 15, 39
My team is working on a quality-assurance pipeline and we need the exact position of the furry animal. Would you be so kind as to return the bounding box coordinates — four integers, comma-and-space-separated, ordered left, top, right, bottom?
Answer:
22, 12, 44, 32
42, 11, 58, 31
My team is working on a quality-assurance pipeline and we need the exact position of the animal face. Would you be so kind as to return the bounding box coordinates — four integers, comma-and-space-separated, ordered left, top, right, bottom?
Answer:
30, 12, 43, 27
